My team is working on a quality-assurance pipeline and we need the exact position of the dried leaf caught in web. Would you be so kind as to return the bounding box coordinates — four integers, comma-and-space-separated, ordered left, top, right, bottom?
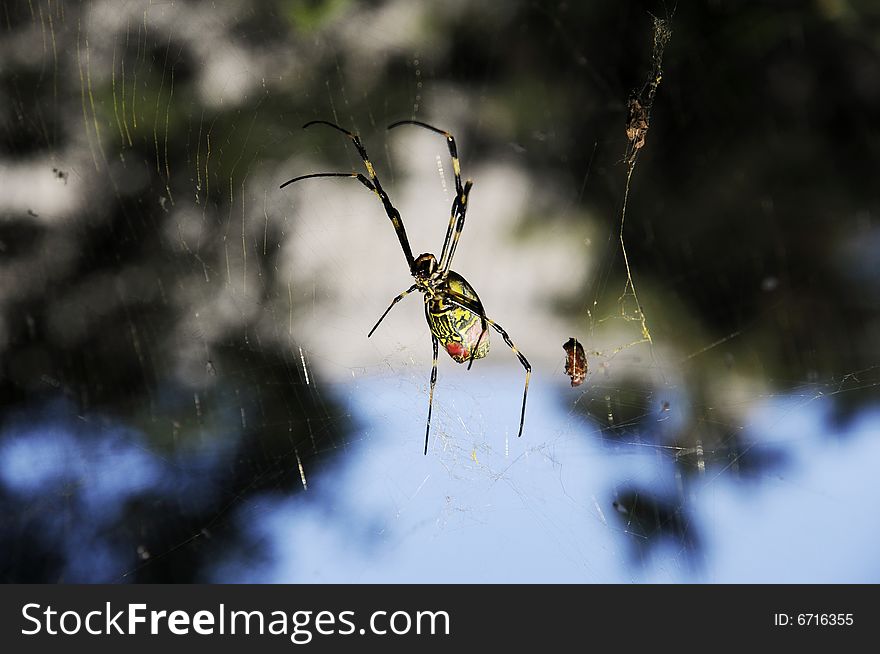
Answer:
563, 337, 588, 387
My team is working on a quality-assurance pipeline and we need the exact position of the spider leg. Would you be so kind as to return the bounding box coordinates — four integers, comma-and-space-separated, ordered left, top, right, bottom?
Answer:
487, 319, 530, 439
282, 120, 416, 272
445, 291, 530, 439
388, 120, 464, 195
440, 180, 473, 275
425, 335, 439, 455
387, 120, 472, 272
368, 284, 419, 337
280, 172, 374, 191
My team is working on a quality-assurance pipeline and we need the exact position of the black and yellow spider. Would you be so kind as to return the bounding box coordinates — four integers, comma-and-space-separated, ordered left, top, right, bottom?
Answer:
281, 119, 530, 454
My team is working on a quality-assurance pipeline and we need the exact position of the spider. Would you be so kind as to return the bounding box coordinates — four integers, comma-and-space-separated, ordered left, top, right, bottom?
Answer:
280, 119, 530, 454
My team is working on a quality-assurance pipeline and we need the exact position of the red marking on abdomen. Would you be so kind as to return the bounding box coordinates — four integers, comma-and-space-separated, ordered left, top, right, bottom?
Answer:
445, 341, 468, 362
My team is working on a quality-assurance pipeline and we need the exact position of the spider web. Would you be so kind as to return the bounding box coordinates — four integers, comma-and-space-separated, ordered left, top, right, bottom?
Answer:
1, 0, 879, 584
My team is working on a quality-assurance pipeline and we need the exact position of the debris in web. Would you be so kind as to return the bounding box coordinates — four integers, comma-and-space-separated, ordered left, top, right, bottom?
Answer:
612, 14, 672, 354
624, 15, 672, 166
563, 337, 588, 387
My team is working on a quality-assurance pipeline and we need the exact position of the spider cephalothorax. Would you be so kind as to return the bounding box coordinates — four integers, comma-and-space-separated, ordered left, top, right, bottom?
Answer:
413, 253, 439, 290
414, 253, 438, 278
281, 120, 529, 454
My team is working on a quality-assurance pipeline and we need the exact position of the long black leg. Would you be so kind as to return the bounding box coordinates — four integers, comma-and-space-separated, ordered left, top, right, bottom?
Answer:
445, 292, 530, 439
436, 192, 465, 272
441, 181, 473, 274
280, 172, 375, 191
425, 335, 439, 455
486, 318, 530, 439
387, 120, 471, 271
388, 120, 464, 195
283, 120, 416, 272
367, 284, 419, 337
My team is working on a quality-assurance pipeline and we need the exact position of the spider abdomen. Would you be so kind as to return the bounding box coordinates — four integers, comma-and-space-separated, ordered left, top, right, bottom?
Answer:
425, 272, 490, 364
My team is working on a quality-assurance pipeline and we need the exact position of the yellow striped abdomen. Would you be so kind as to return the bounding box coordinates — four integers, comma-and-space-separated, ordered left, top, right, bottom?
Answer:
425, 272, 490, 363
